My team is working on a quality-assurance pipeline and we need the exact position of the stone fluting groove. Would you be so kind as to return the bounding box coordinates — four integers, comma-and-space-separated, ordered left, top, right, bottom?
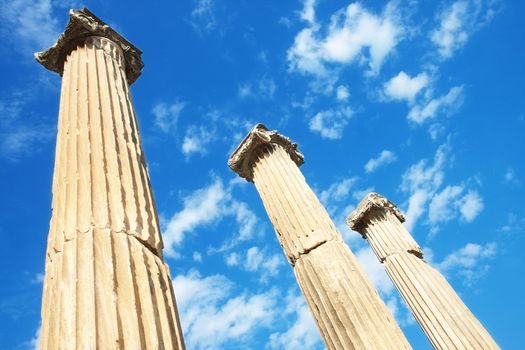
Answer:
38, 30, 185, 350
229, 125, 412, 350
348, 193, 499, 350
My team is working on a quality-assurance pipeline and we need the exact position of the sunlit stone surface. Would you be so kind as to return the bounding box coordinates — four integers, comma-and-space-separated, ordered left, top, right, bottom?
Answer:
229, 124, 412, 350
36, 9, 185, 349
347, 192, 499, 350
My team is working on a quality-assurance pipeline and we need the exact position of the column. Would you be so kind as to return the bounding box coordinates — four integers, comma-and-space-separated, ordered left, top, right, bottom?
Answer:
347, 192, 499, 350
228, 124, 411, 350
35, 8, 185, 349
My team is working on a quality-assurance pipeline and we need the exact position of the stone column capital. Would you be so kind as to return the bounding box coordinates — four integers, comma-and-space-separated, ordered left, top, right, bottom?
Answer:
34, 8, 144, 84
347, 192, 405, 233
228, 123, 304, 182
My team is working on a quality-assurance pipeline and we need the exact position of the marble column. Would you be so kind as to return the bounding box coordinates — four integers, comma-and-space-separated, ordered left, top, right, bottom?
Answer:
347, 192, 499, 350
228, 124, 411, 350
35, 9, 185, 349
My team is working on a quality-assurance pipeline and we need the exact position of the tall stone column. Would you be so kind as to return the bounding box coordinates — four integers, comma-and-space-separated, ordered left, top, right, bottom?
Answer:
35, 9, 185, 349
347, 193, 499, 350
228, 124, 411, 350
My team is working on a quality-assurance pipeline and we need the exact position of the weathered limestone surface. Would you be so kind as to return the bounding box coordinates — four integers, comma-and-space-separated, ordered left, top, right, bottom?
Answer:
347, 193, 499, 350
229, 124, 412, 350
37, 9, 185, 349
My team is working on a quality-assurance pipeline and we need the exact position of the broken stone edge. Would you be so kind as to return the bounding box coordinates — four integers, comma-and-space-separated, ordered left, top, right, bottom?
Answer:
347, 192, 405, 233
228, 123, 305, 182
34, 8, 144, 85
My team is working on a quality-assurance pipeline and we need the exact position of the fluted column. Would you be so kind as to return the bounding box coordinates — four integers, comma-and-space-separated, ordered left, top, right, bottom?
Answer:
35, 9, 185, 349
228, 124, 411, 350
347, 193, 499, 350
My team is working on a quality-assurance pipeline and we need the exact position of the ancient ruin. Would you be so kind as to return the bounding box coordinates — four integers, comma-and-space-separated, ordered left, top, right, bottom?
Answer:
35, 9, 185, 349
347, 192, 499, 350
228, 124, 412, 350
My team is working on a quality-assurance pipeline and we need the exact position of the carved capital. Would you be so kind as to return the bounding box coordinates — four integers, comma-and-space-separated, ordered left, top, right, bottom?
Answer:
34, 8, 144, 84
228, 123, 304, 182
346, 192, 405, 233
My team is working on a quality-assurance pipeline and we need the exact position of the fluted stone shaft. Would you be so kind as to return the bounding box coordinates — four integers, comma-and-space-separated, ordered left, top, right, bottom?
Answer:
228, 124, 412, 350
36, 9, 185, 350
347, 193, 499, 350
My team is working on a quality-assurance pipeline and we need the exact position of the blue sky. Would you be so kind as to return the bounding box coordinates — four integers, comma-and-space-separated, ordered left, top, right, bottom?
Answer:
0, 0, 524, 349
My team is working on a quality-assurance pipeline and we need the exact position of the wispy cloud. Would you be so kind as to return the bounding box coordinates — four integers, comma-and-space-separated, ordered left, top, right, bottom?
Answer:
226, 246, 283, 281
431, 0, 499, 59
429, 186, 484, 224
364, 150, 397, 173
319, 177, 358, 206
288, 2, 404, 79
152, 101, 185, 133
0, 0, 69, 54
335, 85, 350, 101
162, 177, 261, 257
0, 89, 54, 161
268, 292, 323, 350
309, 106, 353, 139
498, 212, 525, 234
182, 125, 216, 159
407, 85, 464, 124
238, 78, 276, 99
503, 167, 519, 185
437, 242, 496, 286
189, 0, 218, 35
400, 142, 483, 235
173, 269, 278, 349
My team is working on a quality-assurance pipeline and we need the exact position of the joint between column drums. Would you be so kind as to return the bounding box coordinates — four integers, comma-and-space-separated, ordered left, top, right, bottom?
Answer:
293, 239, 333, 265
381, 249, 424, 263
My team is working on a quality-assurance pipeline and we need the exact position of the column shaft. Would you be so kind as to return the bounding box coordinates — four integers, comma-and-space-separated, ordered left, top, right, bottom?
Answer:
234, 133, 412, 349
348, 194, 499, 350
39, 36, 185, 349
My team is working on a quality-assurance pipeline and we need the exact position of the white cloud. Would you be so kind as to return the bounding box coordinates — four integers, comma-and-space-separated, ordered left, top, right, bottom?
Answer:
457, 190, 484, 222
355, 247, 395, 295
173, 270, 279, 349
431, 1, 469, 59
300, 0, 316, 24
335, 85, 350, 101
24, 323, 41, 350
226, 252, 240, 266
364, 150, 397, 173
162, 178, 260, 257
400, 143, 483, 233
431, 0, 499, 59
319, 177, 357, 206
163, 178, 227, 256
152, 101, 185, 133
503, 167, 518, 184
309, 106, 353, 139
0, 0, 68, 53
288, 2, 404, 77
189, 0, 218, 35
0, 90, 54, 161
428, 185, 464, 223
0, 126, 52, 161
498, 213, 525, 234
31, 272, 45, 284
193, 251, 203, 262
226, 247, 283, 280
182, 125, 215, 158
268, 292, 323, 350
407, 85, 464, 124
400, 143, 448, 230
437, 242, 496, 286
238, 78, 276, 99
384, 71, 429, 102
